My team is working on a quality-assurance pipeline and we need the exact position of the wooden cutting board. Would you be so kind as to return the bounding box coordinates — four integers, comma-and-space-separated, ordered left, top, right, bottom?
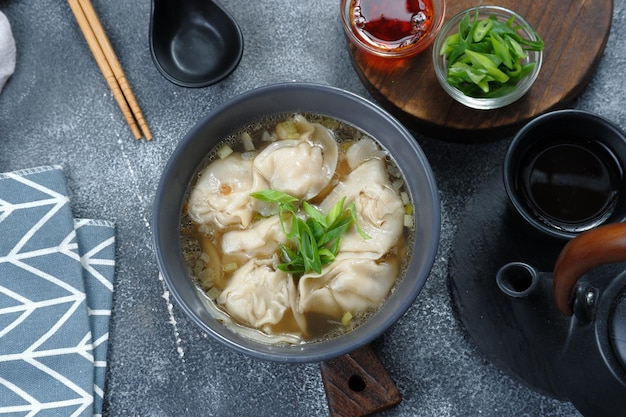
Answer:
348, 0, 614, 141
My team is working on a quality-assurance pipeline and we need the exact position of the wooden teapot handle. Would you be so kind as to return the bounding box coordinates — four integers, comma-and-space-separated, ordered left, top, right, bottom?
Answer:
554, 223, 626, 316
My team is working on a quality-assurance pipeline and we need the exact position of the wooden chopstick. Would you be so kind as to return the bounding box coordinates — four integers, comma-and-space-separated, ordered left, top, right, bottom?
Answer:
67, 0, 152, 140
77, 0, 152, 140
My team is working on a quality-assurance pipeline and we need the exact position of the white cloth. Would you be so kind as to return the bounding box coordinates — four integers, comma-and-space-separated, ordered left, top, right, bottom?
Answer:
0, 11, 16, 93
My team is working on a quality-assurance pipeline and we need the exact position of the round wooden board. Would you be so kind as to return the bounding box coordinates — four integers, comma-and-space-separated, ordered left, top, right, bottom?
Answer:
348, 0, 614, 141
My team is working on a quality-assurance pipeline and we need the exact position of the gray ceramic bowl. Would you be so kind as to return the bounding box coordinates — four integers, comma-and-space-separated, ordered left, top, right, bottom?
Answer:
152, 83, 441, 362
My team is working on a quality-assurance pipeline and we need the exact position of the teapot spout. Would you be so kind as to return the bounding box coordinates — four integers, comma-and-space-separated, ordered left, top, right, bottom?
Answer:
496, 262, 539, 298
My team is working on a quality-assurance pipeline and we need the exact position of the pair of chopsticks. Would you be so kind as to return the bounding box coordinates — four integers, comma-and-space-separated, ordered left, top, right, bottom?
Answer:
68, 0, 152, 140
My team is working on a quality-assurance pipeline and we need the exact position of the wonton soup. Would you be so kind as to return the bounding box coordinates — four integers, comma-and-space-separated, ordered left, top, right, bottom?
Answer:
180, 113, 415, 345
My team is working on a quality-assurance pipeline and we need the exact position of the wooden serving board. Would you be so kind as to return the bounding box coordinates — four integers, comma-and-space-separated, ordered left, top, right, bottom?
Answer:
348, 0, 614, 141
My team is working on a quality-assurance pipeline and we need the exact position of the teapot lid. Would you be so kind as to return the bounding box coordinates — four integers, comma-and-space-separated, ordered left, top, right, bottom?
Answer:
610, 288, 626, 371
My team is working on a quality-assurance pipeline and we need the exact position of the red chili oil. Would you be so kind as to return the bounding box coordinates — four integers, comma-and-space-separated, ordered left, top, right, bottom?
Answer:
350, 0, 434, 52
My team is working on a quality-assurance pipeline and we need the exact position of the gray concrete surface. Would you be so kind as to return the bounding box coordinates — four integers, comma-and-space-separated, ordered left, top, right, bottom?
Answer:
2, 0, 625, 416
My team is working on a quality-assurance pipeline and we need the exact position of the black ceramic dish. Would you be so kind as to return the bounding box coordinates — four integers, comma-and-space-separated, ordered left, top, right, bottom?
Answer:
150, 0, 244, 87
152, 82, 441, 363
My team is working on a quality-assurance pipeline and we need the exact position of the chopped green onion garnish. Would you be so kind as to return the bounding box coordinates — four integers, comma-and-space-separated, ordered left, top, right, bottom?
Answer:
440, 10, 544, 98
250, 190, 371, 275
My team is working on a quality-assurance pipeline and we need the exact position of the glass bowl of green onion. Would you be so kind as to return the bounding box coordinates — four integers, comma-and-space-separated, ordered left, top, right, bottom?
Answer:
432, 5, 544, 110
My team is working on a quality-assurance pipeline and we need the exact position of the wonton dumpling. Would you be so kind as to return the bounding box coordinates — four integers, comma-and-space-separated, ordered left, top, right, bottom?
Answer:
345, 137, 385, 170
218, 257, 305, 334
253, 115, 338, 200
220, 215, 287, 262
320, 158, 405, 259
187, 153, 268, 229
297, 253, 399, 319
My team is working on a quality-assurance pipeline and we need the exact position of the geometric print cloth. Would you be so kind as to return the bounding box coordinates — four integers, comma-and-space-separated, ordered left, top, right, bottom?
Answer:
0, 166, 116, 417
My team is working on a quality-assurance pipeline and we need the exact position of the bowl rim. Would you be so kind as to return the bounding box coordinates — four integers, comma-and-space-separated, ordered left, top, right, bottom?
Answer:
432, 5, 543, 110
340, 0, 446, 58
152, 82, 441, 362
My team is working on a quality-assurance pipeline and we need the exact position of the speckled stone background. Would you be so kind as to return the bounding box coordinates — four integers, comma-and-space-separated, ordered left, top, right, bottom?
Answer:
1, 0, 625, 416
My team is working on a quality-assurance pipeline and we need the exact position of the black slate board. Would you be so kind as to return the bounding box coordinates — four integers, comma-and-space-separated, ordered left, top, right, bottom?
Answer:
448, 168, 626, 416
448, 170, 569, 398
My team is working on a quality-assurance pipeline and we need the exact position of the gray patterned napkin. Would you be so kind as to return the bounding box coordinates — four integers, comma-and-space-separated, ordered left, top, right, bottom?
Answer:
0, 166, 116, 416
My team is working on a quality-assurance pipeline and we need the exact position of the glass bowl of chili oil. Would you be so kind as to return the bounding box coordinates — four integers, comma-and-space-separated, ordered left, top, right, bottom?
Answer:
341, 0, 446, 58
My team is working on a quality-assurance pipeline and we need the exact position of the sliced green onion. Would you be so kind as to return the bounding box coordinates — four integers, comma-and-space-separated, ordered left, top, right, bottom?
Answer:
250, 190, 371, 276
473, 18, 493, 42
440, 10, 544, 98
217, 144, 233, 159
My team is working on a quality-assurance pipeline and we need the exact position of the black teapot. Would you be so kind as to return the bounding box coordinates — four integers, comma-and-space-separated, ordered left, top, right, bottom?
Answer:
495, 223, 626, 416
